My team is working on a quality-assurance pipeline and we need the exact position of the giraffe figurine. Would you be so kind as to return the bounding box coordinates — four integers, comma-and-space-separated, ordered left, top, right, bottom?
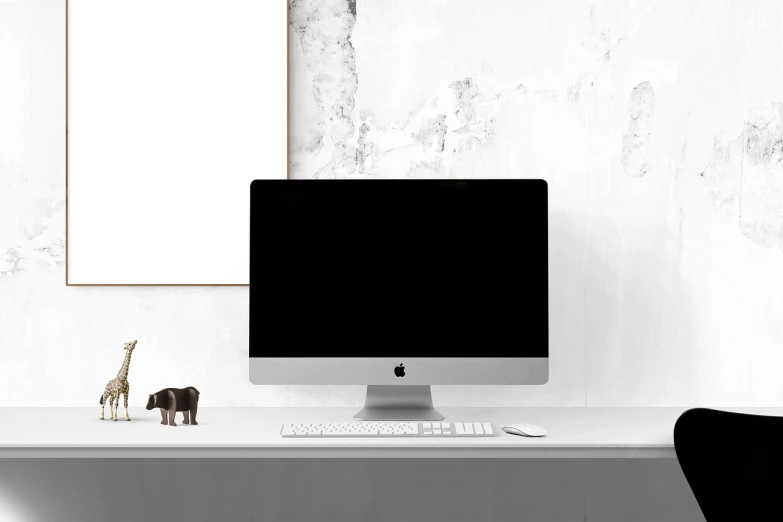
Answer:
99, 340, 137, 421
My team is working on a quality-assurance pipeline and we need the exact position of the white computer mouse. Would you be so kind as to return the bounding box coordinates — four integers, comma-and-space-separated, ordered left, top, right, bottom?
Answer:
502, 423, 547, 437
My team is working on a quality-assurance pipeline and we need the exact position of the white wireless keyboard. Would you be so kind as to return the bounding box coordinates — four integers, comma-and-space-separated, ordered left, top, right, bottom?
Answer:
280, 422, 494, 438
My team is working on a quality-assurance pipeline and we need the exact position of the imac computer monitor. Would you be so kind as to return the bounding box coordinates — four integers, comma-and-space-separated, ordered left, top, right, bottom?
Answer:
250, 179, 548, 420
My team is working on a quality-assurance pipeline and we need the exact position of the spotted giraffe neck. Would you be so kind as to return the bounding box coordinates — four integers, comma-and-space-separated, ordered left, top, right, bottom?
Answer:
116, 351, 133, 381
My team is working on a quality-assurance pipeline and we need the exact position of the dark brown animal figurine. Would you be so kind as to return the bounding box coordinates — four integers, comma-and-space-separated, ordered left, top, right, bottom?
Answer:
146, 387, 200, 427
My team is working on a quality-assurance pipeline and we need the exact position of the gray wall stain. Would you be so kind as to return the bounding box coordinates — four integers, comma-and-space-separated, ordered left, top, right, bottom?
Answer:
412, 115, 447, 152
601, 31, 611, 62
739, 101, 783, 249
289, 0, 358, 178
0, 248, 23, 276
330, 75, 501, 179
450, 78, 479, 133
448, 76, 497, 150
702, 100, 783, 250
356, 122, 374, 174
622, 81, 655, 177
34, 239, 65, 262
701, 135, 744, 216
745, 102, 783, 166
567, 80, 582, 105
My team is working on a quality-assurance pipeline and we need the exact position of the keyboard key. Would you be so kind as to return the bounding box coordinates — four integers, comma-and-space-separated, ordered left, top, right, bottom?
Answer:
432, 423, 441, 429
433, 429, 442, 435
442, 423, 450, 428
483, 423, 493, 435
423, 422, 432, 429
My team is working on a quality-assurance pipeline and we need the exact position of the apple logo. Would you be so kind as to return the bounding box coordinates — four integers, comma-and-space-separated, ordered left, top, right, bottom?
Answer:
394, 363, 406, 377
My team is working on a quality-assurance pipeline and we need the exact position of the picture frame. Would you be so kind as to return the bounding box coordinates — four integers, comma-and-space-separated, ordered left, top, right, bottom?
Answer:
65, 0, 288, 286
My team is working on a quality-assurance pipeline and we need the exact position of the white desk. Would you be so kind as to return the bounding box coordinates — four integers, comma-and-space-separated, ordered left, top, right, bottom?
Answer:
8, 406, 770, 521
2, 406, 776, 459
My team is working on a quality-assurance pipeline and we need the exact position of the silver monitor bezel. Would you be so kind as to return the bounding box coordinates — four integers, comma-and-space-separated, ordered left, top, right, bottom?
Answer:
250, 358, 548, 385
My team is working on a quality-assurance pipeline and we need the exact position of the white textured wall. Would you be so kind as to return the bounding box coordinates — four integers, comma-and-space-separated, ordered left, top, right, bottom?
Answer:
2, 0, 783, 407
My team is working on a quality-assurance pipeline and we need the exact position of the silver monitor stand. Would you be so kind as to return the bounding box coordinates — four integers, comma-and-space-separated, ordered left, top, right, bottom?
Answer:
353, 385, 445, 421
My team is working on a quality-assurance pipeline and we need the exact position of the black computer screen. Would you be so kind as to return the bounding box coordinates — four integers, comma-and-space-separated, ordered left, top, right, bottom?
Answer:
250, 180, 548, 358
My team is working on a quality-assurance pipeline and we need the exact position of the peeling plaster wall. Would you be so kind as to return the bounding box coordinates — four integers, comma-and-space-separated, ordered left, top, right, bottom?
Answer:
622, 81, 655, 178
2, 0, 783, 407
288, 0, 783, 407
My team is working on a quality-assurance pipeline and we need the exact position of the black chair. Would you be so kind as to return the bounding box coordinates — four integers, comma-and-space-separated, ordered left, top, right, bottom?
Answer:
674, 408, 783, 522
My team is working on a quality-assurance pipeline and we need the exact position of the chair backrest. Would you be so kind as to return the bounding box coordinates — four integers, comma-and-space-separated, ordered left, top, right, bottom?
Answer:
674, 408, 783, 522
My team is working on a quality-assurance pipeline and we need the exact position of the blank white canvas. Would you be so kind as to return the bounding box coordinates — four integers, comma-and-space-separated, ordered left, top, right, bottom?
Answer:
67, 0, 286, 285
